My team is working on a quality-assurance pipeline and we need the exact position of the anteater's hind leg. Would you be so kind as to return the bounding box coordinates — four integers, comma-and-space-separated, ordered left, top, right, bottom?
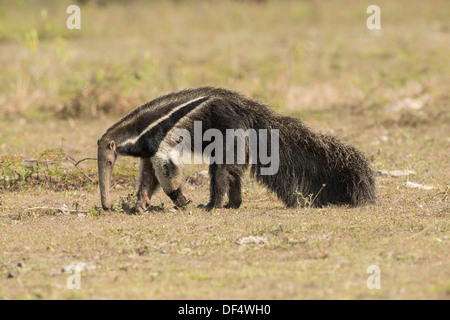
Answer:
135, 158, 160, 214
152, 153, 190, 209
223, 166, 245, 209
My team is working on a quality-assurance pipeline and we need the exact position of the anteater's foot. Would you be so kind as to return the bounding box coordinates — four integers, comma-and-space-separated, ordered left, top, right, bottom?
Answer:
132, 197, 152, 215
174, 199, 191, 210
197, 203, 216, 211
168, 189, 191, 209
223, 202, 241, 209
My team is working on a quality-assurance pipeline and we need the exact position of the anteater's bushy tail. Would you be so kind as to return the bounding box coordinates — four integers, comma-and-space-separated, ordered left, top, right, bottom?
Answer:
251, 115, 376, 207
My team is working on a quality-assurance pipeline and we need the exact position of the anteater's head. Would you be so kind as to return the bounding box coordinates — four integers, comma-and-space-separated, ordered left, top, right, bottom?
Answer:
97, 138, 117, 210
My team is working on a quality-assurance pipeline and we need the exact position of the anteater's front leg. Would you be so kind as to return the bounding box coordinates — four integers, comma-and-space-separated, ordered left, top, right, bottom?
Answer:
152, 153, 190, 208
135, 158, 160, 214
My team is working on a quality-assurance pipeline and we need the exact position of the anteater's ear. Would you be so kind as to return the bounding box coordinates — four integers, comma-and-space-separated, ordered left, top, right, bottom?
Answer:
109, 140, 116, 151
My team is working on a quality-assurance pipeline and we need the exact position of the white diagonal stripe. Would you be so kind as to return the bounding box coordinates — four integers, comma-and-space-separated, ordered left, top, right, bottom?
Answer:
118, 96, 207, 148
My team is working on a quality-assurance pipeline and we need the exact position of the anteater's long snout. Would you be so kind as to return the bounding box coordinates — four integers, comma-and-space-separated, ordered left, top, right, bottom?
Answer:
97, 145, 115, 210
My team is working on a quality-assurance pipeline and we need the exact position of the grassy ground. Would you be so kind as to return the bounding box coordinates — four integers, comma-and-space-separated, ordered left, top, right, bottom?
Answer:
0, 0, 449, 299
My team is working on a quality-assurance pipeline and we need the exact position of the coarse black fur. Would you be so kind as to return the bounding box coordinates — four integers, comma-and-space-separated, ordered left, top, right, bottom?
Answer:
98, 87, 376, 211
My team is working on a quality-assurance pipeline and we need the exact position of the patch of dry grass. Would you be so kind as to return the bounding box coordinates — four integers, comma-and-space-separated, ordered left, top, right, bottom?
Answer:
0, 178, 448, 299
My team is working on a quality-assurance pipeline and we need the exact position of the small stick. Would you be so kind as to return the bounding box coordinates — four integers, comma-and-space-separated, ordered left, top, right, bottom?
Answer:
65, 155, 97, 184
22, 155, 97, 183
310, 184, 326, 207
21, 159, 65, 163
24, 206, 89, 214
74, 157, 97, 166
252, 196, 270, 202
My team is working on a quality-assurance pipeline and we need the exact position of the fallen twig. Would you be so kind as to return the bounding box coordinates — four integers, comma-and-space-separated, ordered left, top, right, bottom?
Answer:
74, 157, 97, 166
251, 196, 270, 202
21, 159, 65, 163
66, 155, 97, 184
24, 206, 90, 214
19, 153, 98, 184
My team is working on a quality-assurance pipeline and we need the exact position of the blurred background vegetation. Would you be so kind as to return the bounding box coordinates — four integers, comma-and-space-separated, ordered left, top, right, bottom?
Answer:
0, 0, 448, 120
